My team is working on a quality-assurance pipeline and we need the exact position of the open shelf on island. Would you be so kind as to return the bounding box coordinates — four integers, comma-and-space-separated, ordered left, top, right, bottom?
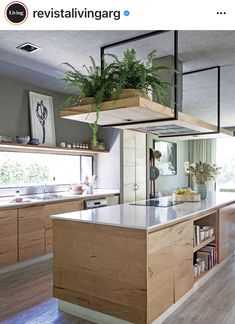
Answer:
193, 235, 215, 253
0, 143, 108, 155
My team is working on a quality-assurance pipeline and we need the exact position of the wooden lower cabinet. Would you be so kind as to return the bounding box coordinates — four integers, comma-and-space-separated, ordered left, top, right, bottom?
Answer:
53, 221, 147, 324
219, 203, 235, 262
173, 221, 194, 301
45, 200, 84, 253
0, 210, 18, 267
53, 219, 193, 324
18, 206, 46, 262
148, 226, 174, 322
147, 220, 193, 322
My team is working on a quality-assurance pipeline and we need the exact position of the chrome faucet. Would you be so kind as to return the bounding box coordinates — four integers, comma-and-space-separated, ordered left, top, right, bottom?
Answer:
43, 183, 47, 197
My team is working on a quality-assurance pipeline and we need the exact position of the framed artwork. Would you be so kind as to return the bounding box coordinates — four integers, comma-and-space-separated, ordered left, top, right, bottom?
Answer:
153, 140, 177, 176
29, 91, 56, 146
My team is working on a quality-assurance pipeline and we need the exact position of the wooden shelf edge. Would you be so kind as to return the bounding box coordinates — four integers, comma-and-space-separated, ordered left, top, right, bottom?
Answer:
60, 96, 173, 117
60, 96, 228, 138
193, 235, 215, 253
0, 143, 108, 155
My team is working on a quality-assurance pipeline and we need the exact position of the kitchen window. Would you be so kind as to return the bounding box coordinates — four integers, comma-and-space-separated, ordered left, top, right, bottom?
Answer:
0, 151, 93, 187
216, 137, 235, 191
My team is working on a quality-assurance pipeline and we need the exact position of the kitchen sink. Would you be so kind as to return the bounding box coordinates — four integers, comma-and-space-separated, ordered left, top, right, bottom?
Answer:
30, 194, 65, 201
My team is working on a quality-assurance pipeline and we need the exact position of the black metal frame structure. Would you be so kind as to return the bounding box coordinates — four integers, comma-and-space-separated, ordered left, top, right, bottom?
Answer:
100, 30, 221, 137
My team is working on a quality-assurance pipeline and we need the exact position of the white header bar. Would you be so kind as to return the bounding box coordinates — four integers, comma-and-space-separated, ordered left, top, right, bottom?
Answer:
0, 0, 234, 30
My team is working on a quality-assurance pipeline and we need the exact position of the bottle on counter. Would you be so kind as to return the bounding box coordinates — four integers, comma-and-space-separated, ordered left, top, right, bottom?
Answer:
15, 190, 22, 202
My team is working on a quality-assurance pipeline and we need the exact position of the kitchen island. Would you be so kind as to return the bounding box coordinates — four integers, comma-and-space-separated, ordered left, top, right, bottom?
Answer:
51, 193, 235, 324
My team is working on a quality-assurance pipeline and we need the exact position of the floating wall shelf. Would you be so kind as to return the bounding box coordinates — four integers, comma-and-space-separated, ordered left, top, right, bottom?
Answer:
0, 143, 108, 155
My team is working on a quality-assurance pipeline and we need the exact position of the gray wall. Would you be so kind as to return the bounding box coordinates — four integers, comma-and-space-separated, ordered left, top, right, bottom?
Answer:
95, 128, 120, 190
0, 74, 92, 144
147, 135, 189, 195
0, 74, 120, 190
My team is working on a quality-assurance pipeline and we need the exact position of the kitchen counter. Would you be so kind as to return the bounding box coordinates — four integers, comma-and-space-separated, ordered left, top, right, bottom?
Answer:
0, 189, 119, 210
51, 192, 235, 231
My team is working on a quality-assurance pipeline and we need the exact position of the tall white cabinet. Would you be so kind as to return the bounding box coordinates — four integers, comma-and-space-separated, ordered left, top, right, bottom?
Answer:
122, 130, 147, 203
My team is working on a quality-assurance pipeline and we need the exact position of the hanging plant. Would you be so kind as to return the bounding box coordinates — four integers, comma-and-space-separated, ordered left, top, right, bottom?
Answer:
61, 57, 113, 147
61, 49, 174, 146
106, 49, 173, 106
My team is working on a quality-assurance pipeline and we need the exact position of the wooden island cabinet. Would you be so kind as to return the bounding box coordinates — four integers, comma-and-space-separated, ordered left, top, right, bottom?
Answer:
44, 200, 84, 254
51, 195, 235, 324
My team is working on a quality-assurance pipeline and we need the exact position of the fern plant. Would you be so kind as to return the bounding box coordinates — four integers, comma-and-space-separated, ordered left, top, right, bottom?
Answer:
106, 49, 172, 106
62, 50, 173, 146
62, 57, 113, 147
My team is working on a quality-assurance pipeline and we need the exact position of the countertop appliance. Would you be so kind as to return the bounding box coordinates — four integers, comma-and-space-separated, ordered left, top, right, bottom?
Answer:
84, 198, 107, 209
131, 198, 182, 207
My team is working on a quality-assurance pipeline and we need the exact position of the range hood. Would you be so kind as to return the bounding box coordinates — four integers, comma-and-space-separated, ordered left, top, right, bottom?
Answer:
60, 96, 233, 138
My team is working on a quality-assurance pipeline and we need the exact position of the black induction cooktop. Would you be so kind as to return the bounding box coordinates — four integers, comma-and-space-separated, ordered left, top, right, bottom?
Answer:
131, 199, 183, 207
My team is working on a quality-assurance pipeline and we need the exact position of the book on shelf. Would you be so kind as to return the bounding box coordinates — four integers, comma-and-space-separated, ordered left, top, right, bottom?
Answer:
196, 243, 217, 270
193, 225, 200, 247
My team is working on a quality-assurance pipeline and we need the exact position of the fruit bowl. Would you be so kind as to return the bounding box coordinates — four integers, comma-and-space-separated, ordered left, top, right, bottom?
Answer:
173, 189, 201, 202
16, 135, 30, 144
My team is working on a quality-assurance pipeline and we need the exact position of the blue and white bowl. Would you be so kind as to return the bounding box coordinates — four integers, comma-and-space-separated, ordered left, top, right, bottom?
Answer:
16, 135, 30, 144
29, 138, 40, 145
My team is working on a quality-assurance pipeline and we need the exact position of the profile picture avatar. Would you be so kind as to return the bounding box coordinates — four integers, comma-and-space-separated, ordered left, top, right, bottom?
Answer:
5, 1, 28, 24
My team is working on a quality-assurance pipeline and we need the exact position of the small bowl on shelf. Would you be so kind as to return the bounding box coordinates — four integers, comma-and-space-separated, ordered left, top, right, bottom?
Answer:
29, 138, 40, 145
16, 135, 30, 145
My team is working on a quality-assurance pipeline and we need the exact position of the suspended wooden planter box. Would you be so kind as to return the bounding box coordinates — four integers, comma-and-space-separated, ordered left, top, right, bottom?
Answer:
60, 96, 233, 138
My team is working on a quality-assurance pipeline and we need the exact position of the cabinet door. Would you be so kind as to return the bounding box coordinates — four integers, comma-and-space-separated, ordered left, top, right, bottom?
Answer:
19, 206, 46, 262
173, 220, 193, 301
106, 195, 119, 206
219, 203, 235, 262
0, 210, 17, 267
135, 132, 146, 202
45, 200, 84, 253
148, 227, 174, 322
147, 220, 193, 321
123, 130, 146, 203
123, 130, 136, 203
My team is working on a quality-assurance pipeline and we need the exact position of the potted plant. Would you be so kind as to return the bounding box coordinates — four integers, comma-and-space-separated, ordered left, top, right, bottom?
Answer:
61, 50, 172, 146
106, 49, 172, 106
188, 161, 221, 199
61, 57, 113, 148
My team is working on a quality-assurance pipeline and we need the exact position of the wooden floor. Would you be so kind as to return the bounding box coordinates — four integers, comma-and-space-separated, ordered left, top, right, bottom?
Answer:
0, 259, 93, 324
1, 258, 235, 323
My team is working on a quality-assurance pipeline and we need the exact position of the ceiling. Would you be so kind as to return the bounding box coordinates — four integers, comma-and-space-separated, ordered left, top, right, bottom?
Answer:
0, 30, 235, 128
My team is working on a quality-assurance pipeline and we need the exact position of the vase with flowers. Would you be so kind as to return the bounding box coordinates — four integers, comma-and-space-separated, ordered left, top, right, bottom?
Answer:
188, 161, 221, 199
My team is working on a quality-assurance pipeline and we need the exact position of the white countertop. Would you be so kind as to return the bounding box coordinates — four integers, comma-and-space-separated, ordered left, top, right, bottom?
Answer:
0, 189, 119, 209
50, 192, 235, 231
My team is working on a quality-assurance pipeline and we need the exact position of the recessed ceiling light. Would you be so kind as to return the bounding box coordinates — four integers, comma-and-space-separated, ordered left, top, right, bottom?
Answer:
17, 42, 41, 53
